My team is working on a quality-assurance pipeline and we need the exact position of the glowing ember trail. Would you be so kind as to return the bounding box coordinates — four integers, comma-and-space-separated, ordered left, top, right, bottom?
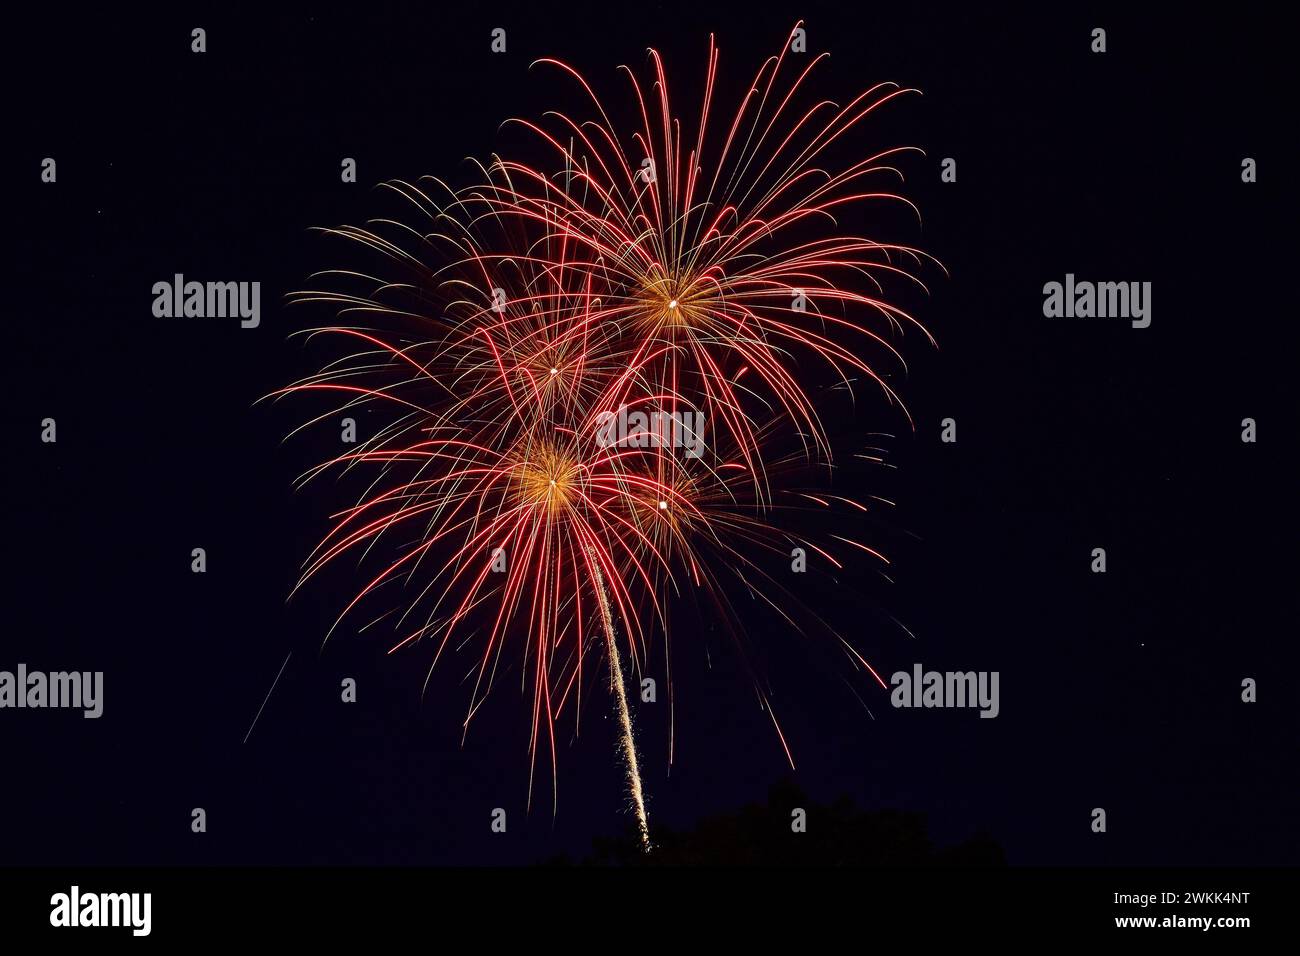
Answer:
589, 548, 650, 851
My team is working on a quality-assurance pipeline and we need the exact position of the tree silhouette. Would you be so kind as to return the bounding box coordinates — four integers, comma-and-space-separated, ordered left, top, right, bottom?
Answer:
546, 779, 1005, 866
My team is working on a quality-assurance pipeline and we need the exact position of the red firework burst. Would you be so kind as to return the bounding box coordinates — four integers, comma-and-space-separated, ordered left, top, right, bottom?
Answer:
274, 22, 935, 844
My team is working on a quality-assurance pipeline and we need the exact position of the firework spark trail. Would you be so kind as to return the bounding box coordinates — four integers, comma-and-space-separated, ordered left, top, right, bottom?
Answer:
589, 547, 650, 851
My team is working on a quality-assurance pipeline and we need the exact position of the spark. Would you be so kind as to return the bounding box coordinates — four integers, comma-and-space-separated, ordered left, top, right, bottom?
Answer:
243, 651, 292, 745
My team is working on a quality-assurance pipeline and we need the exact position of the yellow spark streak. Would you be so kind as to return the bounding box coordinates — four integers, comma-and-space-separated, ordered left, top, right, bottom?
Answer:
589, 550, 651, 852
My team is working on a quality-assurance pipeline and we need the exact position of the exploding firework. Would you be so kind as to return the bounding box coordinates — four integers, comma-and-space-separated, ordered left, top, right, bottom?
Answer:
482, 24, 940, 489
275, 22, 934, 846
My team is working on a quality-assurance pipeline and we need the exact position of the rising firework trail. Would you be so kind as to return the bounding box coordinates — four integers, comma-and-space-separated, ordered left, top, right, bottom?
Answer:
590, 547, 650, 851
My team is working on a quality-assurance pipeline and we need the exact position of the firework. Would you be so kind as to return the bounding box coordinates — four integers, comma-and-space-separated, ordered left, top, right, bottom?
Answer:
276, 22, 932, 846
482, 23, 940, 490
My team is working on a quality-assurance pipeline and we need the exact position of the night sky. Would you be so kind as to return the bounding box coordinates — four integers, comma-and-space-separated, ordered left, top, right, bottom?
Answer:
8, 4, 1296, 868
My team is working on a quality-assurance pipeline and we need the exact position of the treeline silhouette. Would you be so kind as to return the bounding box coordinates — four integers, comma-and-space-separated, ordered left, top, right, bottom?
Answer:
546, 780, 1005, 866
